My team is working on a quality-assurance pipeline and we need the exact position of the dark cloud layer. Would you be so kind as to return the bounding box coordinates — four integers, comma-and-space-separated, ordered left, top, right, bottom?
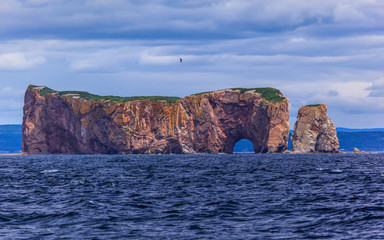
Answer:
1, 0, 383, 40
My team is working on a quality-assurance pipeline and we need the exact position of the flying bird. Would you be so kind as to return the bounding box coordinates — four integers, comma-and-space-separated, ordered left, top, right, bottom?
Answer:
179, 58, 182, 63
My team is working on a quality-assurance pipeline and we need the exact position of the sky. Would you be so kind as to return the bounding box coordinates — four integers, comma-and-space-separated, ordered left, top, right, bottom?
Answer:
1, 0, 384, 128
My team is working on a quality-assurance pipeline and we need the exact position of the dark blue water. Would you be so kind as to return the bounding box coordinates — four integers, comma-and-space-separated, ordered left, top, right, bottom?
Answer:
1, 154, 384, 239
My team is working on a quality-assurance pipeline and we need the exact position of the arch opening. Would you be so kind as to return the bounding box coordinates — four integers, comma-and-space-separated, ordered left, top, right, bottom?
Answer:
232, 139, 255, 153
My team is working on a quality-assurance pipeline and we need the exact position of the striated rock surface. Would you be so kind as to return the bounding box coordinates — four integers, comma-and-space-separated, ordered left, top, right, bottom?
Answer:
22, 85, 290, 154
291, 104, 339, 153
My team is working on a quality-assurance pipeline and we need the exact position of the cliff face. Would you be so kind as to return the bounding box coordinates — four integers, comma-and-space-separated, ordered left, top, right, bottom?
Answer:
291, 104, 339, 153
22, 85, 289, 154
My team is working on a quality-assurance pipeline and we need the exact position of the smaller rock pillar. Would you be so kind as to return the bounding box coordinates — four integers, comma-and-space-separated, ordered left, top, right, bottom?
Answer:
291, 104, 339, 153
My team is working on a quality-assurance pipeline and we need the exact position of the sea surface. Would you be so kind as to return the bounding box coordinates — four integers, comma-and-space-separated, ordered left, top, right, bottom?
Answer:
0, 154, 384, 239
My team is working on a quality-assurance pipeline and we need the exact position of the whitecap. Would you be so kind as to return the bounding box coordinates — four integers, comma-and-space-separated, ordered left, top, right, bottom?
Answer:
330, 169, 343, 173
40, 169, 60, 174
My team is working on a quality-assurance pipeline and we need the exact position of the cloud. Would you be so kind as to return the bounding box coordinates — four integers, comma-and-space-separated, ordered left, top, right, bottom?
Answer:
0, 0, 383, 127
0, 52, 45, 70
284, 80, 384, 117
0, 86, 25, 97
289, 37, 306, 43
0, 99, 23, 110
0, 0, 383, 40
0, 35, 382, 79
367, 77, 384, 97
327, 90, 339, 97
139, 54, 180, 66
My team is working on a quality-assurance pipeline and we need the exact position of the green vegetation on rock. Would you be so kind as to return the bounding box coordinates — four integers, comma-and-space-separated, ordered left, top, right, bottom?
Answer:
29, 85, 285, 103
30, 85, 180, 103
306, 104, 321, 107
194, 87, 286, 103
29, 85, 56, 96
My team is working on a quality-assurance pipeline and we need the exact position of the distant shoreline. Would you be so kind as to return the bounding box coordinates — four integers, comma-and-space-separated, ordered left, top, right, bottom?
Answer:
1, 152, 384, 156
0, 153, 22, 156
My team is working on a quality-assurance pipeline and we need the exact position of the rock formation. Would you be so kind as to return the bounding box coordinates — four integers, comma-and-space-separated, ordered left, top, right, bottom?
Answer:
22, 85, 290, 154
353, 147, 366, 153
291, 104, 339, 153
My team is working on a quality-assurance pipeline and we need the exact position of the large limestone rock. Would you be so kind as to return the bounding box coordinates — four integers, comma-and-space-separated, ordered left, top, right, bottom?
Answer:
22, 85, 290, 154
291, 104, 339, 153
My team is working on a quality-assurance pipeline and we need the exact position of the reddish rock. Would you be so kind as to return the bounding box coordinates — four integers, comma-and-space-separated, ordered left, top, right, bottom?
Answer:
291, 104, 339, 153
22, 85, 290, 154
353, 147, 366, 153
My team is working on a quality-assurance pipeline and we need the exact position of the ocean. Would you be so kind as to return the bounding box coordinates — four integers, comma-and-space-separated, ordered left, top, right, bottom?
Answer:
0, 153, 383, 239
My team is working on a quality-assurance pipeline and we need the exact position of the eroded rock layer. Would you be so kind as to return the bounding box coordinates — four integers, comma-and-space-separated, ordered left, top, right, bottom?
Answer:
291, 104, 339, 153
22, 85, 289, 154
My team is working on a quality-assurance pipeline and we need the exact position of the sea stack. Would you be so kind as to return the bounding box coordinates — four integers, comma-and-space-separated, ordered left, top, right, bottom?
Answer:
22, 85, 290, 154
291, 104, 339, 153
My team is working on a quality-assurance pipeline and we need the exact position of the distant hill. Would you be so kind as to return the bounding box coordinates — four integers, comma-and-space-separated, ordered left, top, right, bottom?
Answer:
337, 132, 384, 152
1, 125, 384, 154
337, 127, 384, 132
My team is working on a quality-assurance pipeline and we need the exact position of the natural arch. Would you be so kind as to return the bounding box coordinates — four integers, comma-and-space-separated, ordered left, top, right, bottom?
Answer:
221, 125, 269, 154
23, 86, 290, 154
